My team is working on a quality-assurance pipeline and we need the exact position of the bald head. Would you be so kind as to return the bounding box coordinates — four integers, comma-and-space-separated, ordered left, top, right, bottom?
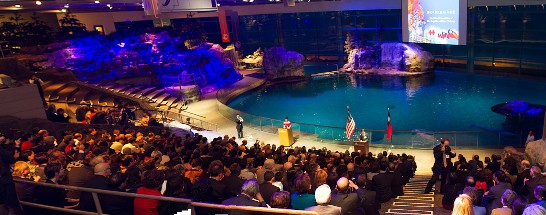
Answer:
284, 162, 292, 170
94, 163, 111, 177
347, 163, 355, 172
337, 177, 350, 192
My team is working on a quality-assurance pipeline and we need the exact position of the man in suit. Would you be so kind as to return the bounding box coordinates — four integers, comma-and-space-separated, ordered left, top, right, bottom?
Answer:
0, 145, 24, 215
354, 174, 380, 215
483, 171, 513, 214
236, 115, 244, 138
331, 177, 360, 215
491, 189, 516, 215
78, 162, 111, 212
305, 184, 342, 215
199, 164, 227, 204
223, 163, 246, 198
259, 171, 280, 205
514, 160, 531, 193
371, 161, 394, 203
222, 179, 267, 215
388, 163, 404, 198
424, 138, 456, 194
521, 166, 546, 203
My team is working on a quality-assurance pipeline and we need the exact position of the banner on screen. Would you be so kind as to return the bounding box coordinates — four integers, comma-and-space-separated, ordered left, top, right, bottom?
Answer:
402, 0, 467, 45
160, 0, 215, 12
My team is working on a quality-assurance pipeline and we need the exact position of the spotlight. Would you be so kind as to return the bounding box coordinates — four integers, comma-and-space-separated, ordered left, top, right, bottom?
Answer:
64, 4, 69, 8
94, 0, 100, 3
217, 3, 220, 6
36, 1, 42, 5
15, 4, 21, 8
106, 3, 111, 7
249, 0, 254, 2
61, 8, 67, 12
242, 0, 248, 2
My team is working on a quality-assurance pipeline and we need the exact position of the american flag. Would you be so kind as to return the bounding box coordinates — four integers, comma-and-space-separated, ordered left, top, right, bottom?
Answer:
346, 107, 356, 140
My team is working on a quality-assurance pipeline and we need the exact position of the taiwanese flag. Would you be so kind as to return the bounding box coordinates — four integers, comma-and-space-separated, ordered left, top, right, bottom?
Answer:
386, 108, 392, 142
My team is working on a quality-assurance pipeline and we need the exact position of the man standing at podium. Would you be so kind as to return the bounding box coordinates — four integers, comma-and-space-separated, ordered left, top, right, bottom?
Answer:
283, 117, 291, 129
236, 114, 244, 138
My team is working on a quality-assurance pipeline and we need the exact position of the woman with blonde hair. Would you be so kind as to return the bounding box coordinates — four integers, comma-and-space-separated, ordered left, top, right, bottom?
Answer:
452, 194, 475, 215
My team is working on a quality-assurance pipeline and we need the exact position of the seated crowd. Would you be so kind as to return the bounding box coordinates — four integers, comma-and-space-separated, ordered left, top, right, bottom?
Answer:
441, 153, 546, 215
0, 125, 418, 215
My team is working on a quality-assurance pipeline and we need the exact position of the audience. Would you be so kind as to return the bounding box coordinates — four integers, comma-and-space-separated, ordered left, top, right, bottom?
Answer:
222, 179, 267, 215
491, 189, 516, 215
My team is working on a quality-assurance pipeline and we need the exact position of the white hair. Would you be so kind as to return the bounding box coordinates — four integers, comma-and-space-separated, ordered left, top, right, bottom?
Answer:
315, 184, 332, 204
524, 204, 546, 215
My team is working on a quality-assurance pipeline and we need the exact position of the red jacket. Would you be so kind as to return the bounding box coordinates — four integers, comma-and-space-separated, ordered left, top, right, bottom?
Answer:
134, 187, 162, 215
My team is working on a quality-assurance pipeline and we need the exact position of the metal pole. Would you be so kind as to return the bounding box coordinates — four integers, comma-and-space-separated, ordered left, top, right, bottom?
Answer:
91, 192, 104, 215
543, 110, 546, 140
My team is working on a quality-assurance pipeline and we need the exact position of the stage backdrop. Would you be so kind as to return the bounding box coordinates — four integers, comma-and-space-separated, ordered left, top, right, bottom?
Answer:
402, 0, 467, 45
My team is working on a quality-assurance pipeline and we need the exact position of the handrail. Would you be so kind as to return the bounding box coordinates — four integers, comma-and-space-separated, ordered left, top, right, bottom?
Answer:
13, 179, 318, 215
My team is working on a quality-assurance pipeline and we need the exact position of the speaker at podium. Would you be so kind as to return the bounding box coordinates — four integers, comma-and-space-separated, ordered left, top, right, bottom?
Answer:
278, 128, 294, 147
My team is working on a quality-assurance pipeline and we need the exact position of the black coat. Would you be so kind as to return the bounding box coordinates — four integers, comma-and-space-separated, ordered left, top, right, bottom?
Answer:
521, 175, 546, 203
259, 182, 280, 205
371, 172, 393, 203
222, 194, 267, 215
432, 144, 456, 171
482, 182, 512, 213
514, 168, 531, 192
0, 146, 17, 206
78, 175, 109, 212
388, 171, 404, 198
223, 175, 246, 198
330, 191, 361, 215
356, 188, 380, 215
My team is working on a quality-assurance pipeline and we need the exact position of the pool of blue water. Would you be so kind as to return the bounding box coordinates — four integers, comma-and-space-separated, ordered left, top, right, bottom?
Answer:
228, 70, 546, 145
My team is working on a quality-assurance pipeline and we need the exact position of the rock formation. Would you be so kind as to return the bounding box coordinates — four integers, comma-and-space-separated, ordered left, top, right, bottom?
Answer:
262, 47, 304, 80
525, 139, 546, 166
343, 42, 434, 74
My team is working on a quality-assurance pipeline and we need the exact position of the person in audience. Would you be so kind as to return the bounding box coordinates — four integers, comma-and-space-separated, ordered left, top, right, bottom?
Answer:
331, 177, 360, 215
134, 169, 165, 215
521, 166, 546, 203
534, 185, 546, 209
523, 204, 546, 215
34, 163, 67, 214
291, 174, 316, 210
222, 179, 267, 215
224, 163, 246, 198
100, 172, 133, 215
514, 160, 531, 192
468, 155, 483, 172
66, 154, 94, 199
78, 162, 111, 212
305, 184, 342, 215
354, 173, 380, 215
272, 171, 284, 191
452, 194, 475, 215
194, 164, 226, 204
425, 138, 456, 194
388, 162, 404, 198
33, 152, 48, 183
491, 189, 516, 215
463, 187, 486, 215
260, 170, 280, 205
371, 161, 393, 203
483, 171, 512, 214
270, 191, 291, 209
442, 170, 466, 210
257, 159, 278, 184
160, 174, 189, 215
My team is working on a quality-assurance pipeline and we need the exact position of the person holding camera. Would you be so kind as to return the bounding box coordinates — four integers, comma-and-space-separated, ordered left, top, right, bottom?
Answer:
424, 138, 456, 194
330, 177, 360, 215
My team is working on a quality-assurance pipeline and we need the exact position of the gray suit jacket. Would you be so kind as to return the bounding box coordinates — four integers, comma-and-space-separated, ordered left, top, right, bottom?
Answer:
305, 205, 342, 215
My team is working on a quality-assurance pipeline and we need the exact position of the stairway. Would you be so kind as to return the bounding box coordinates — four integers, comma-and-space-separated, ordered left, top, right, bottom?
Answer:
386, 175, 434, 215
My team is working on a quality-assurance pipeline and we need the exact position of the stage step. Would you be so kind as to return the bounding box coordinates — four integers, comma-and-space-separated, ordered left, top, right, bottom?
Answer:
387, 175, 434, 215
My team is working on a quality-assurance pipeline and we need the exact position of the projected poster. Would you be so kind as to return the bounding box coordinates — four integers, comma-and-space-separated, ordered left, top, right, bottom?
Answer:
408, 0, 462, 45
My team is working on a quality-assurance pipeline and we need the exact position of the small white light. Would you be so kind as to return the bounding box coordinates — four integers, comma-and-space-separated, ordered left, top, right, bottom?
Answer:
61, 8, 67, 12
94, 0, 100, 3
36, 1, 42, 5
217, 3, 220, 6
15, 4, 21, 8
106, 4, 111, 7
64, 4, 69, 8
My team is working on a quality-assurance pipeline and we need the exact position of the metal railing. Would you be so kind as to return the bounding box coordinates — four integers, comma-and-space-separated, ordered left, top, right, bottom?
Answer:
13, 179, 318, 215
215, 78, 522, 149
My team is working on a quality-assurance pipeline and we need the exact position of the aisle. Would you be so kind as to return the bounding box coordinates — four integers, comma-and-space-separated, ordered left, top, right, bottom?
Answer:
386, 175, 434, 215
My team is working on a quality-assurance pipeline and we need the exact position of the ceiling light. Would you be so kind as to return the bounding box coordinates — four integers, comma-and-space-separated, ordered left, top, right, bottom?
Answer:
61, 8, 67, 12
36, 1, 42, 5
64, 4, 69, 8
94, 0, 100, 3
15, 4, 21, 8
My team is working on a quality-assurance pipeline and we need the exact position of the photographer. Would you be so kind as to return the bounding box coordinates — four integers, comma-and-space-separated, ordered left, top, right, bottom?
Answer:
330, 177, 360, 215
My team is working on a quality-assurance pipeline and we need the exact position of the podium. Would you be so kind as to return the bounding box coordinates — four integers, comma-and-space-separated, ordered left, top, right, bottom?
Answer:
354, 141, 369, 154
278, 128, 294, 147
